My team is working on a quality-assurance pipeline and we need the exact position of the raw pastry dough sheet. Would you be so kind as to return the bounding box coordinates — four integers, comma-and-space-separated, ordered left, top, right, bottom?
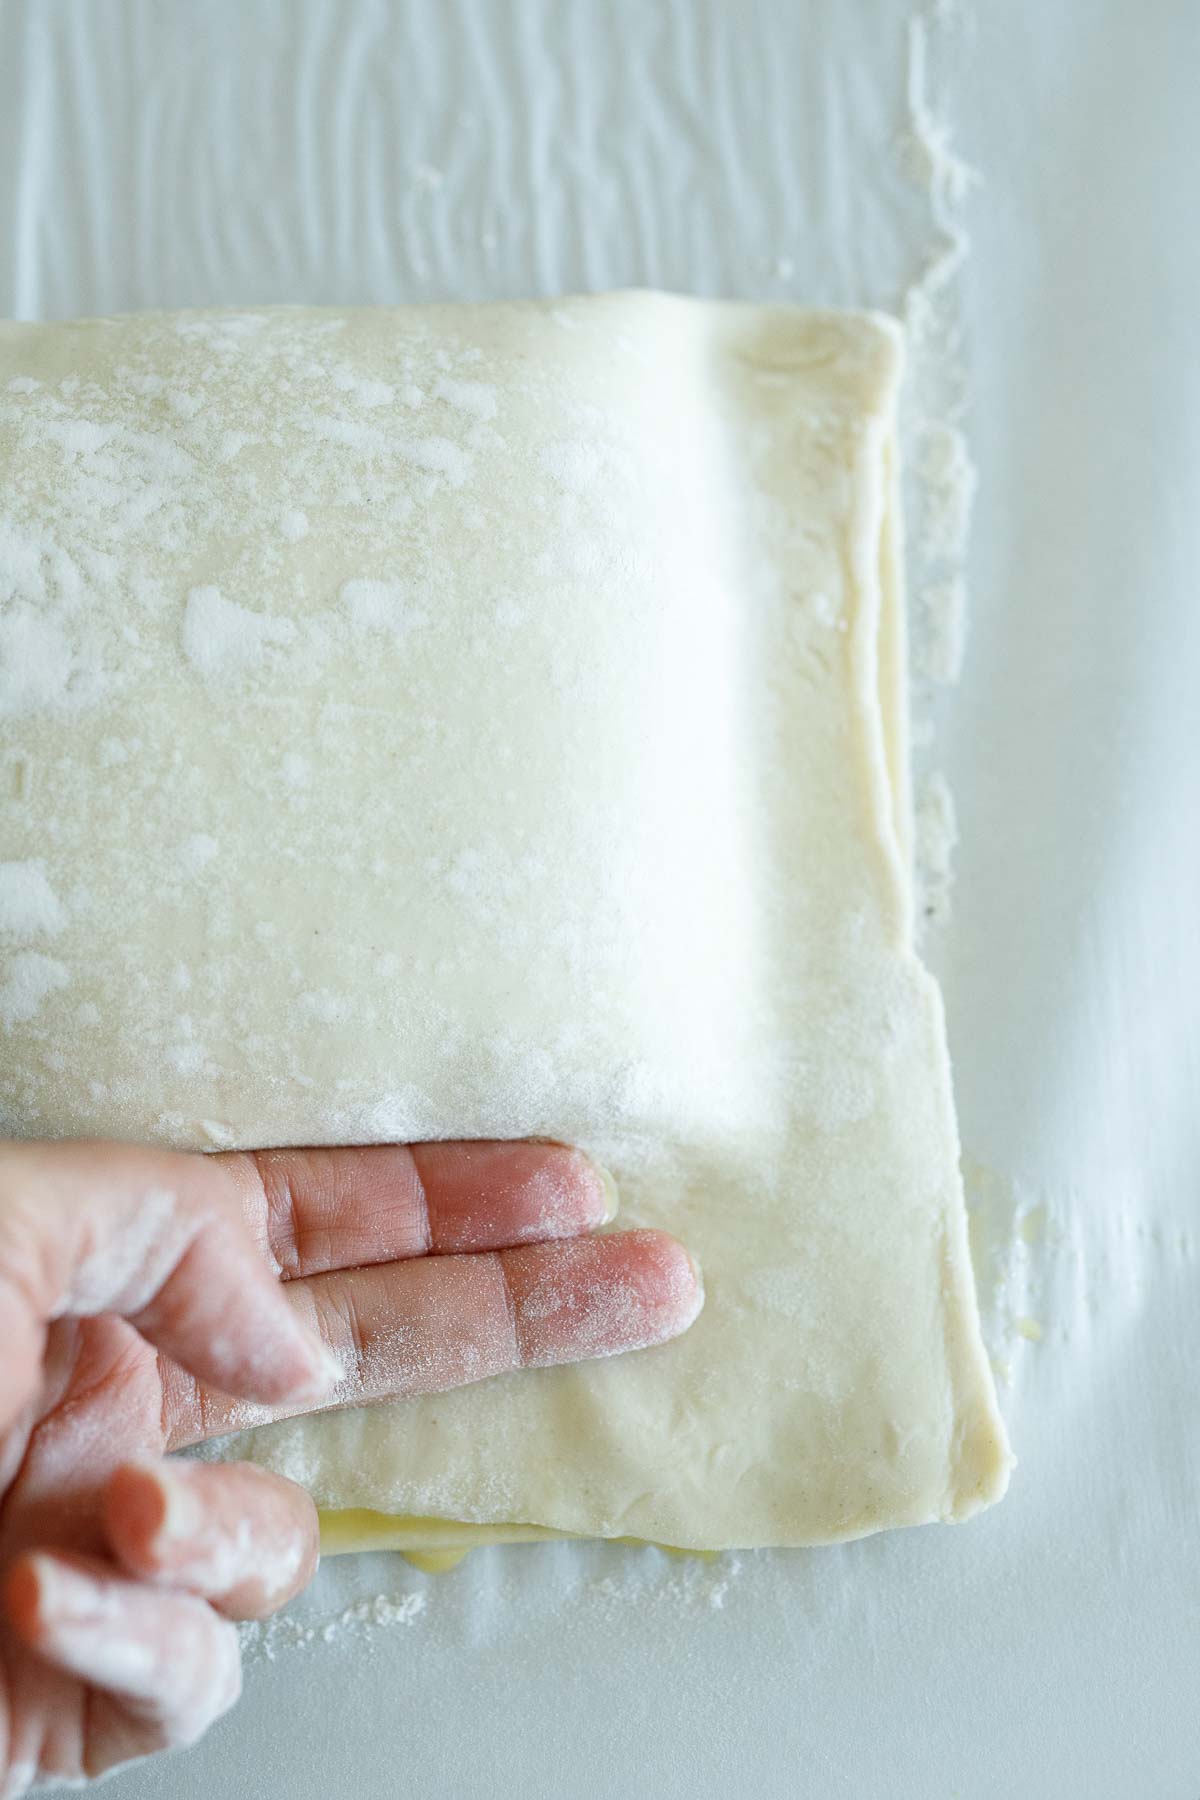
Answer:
3, 2, 1197, 1796
0, 295, 1008, 1548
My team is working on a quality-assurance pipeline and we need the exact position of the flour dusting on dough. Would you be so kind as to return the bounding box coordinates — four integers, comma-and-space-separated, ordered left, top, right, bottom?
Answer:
0, 949, 69, 1027
0, 860, 67, 937
182, 585, 297, 681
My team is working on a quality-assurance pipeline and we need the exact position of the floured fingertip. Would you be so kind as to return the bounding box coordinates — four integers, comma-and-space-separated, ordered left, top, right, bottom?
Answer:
504, 1229, 705, 1368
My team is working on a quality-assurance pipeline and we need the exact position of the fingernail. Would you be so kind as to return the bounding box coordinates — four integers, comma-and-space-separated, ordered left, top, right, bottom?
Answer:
300, 1339, 345, 1399
25, 1559, 163, 1696
150, 1463, 203, 1547
281, 1329, 344, 1404
682, 1250, 706, 1322
27, 1555, 102, 1623
586, 1159, 620, 1225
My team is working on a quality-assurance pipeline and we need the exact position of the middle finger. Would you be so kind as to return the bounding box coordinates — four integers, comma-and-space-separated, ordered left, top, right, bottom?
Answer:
164, 1228, 703, 1448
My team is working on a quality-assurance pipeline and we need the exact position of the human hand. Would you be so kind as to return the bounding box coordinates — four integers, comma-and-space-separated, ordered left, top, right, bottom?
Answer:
0, 1138, 701, 1794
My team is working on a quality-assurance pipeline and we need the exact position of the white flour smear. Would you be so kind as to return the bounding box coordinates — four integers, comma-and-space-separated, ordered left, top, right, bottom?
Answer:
899, 2, 980, 930
239, 1589, 428, 1664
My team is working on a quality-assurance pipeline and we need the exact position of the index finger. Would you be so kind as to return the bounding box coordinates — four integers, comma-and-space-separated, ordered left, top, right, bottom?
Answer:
220, 1141, 618, 1280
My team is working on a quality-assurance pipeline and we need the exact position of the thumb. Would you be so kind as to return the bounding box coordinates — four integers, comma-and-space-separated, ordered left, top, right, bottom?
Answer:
0, 1139, 337, 1440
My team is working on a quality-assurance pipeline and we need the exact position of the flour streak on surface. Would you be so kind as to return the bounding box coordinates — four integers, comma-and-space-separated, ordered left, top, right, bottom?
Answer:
898, 0, 980, 929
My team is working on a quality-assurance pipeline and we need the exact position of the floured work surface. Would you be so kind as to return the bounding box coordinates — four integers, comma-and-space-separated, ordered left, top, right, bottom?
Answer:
0, 296, 1010, 1548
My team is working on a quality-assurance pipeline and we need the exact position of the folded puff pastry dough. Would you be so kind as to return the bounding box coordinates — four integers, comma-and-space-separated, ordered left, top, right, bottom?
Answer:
0, 296, 1011, 1549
